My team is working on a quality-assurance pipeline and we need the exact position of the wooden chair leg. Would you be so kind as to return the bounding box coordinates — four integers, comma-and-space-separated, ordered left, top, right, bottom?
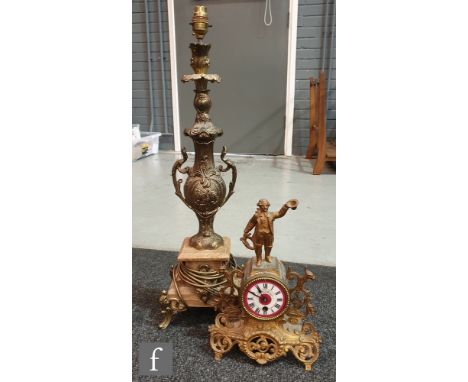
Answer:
313, 149, 326, 175
305, 128, 317, 159
313, 71, 327, 175
306, 78, 318, 159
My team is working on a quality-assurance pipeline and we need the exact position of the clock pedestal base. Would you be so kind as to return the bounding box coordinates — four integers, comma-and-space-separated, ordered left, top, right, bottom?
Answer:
209, 312, 320, 370
159, 237, 231, 329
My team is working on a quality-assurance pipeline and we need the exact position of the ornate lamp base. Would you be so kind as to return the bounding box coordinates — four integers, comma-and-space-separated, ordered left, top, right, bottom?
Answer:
209, 312, 320, 370
159, 237, 231, 329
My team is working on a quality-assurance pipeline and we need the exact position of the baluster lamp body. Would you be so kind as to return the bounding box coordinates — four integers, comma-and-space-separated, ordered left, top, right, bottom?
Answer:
172, 5, 236, 250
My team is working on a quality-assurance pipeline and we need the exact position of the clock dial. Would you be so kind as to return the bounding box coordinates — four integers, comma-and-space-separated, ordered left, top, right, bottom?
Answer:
242, 278, 289, 320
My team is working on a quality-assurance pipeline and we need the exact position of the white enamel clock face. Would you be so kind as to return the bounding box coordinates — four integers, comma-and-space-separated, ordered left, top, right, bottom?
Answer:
242, 278, 289, 320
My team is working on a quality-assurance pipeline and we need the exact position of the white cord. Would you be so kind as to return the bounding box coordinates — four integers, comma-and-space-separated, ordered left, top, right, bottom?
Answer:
264, 0, 272, 26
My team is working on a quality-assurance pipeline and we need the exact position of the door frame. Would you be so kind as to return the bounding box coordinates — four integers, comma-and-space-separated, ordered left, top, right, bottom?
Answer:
167, 0, 298, 156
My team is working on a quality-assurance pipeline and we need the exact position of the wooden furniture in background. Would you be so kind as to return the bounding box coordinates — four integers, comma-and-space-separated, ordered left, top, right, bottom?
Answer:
305, 70, 336, 175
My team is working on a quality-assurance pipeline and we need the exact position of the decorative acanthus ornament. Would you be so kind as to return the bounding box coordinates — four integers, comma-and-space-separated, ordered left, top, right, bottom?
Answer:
172, 5, 236, 250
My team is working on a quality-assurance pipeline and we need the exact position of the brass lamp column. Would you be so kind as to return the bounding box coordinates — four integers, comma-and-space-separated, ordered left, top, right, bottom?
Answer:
160, 6, 237, 329
172, 5, 236, 250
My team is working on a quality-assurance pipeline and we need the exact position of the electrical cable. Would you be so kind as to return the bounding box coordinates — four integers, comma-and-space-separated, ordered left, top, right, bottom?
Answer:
172, 254, 240, 305
264, 0, 272, 26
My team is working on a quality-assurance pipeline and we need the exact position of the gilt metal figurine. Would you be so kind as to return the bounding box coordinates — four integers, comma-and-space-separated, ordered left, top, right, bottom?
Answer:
241, 199, 298, 266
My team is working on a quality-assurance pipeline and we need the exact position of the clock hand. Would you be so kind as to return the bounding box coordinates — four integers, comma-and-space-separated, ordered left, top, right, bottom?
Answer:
249, 291, 260, 298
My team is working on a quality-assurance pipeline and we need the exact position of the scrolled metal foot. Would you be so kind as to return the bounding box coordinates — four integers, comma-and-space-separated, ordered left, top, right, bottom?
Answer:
290, 342, 319, 367
158, 290, 187, 329
159, 311, 173, 330
214, 352, 223, 361
209, 331, 235, 359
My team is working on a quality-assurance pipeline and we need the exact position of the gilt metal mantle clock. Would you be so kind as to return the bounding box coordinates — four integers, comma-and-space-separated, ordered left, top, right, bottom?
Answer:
209, 200, 321, 371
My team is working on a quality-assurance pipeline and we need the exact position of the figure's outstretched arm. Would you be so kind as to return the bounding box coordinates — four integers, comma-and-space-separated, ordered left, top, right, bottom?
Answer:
272, 199, 298, 220
272, 204, 290, 220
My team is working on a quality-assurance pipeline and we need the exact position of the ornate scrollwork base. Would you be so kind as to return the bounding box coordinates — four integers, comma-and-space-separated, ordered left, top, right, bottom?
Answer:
209, 312, 320, 370
208, 263, 321, 370
239, 334, 286, 365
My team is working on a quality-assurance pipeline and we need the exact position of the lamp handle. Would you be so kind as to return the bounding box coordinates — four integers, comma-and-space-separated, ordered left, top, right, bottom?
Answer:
218, 146, 237, 207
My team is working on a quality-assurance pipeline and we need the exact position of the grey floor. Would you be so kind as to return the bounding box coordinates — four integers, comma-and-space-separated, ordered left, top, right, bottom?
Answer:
133, 248, 336, 382
133, 152, 336, 266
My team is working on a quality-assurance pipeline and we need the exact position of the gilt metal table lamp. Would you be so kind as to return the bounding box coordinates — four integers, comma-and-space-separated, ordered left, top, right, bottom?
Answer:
159, 5, 237, 328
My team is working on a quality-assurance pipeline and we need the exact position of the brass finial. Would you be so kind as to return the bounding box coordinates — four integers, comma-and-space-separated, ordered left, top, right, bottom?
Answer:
191, 5, 211, 40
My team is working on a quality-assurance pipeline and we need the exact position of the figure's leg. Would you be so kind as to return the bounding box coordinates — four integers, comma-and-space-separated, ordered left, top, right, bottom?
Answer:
254, 245, 263, 266
264, 235, 273, 262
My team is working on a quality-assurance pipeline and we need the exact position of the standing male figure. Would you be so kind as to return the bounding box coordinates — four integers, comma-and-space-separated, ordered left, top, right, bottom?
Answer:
242, 199, 298, 266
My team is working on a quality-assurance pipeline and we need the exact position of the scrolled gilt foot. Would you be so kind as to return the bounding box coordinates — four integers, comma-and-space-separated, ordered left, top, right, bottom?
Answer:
214, 352, 223, 361
210, 332, 234, 357
290, 341, 319, 368
158, 290, 186, 329
158, 309, 173, 330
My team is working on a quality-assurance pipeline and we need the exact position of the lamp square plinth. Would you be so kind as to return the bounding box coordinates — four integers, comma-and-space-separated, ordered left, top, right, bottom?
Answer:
159, 237, 232, 328
177, 237, 231, 264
